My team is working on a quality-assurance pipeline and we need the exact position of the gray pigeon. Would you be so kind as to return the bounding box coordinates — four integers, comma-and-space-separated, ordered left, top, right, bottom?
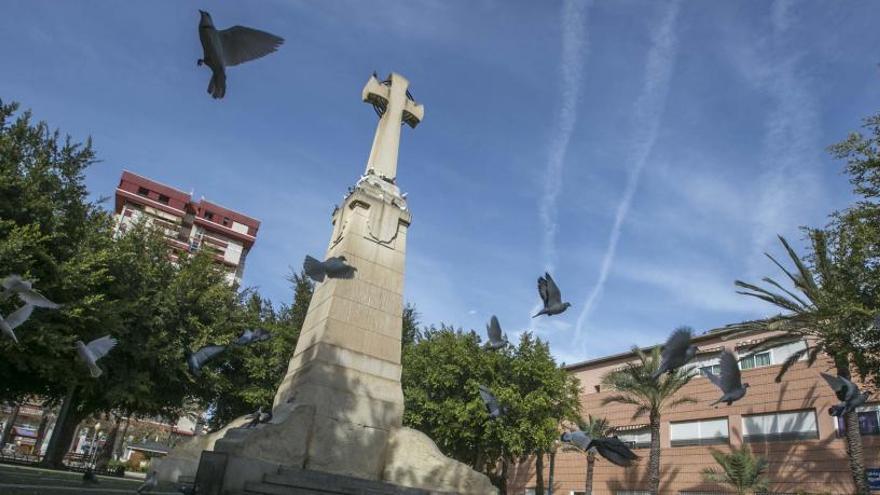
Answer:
187, 344, 227, 377
303, 255, 356, 282
532, 272, 571, 317
234, 328, 272, 346
75, 335, 118, 378
705, 349, 749, 406
651, 327, 698, 380
821, 372, 869, 417
478, 385, 504, 419
137, 470, 158, 494
560, 430, 638, 467
484, 315, 508, 351
197, 10, 284, 99
2, 275, 60, 309
245, 407, 273, 428
0, 304, 34, 344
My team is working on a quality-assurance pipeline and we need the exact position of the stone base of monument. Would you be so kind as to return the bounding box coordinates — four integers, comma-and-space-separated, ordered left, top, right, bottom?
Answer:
155, 405, 497, 495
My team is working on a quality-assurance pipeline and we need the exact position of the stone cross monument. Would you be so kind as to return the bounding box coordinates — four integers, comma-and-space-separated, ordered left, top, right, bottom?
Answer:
155, 73, 495, 495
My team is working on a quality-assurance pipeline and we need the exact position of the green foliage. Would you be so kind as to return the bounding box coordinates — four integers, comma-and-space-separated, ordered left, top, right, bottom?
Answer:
402, 326, 580, 482
702, 446, 770, 495
401, 303, 420, 347
600, 346, 696, 421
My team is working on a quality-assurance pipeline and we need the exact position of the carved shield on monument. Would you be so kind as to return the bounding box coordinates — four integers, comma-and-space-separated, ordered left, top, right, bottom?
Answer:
366, 199, 403, 245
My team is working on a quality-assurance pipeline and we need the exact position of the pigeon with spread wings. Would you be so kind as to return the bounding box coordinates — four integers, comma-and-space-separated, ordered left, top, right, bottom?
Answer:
705, 349, 749, 406
533, 272, 571, 317
561, 430, 639, 467
76, 335, 118, 378
820, 372, 869, 417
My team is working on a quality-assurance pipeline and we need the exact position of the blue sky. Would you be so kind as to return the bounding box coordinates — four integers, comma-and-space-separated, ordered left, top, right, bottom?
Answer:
2, 1, 879, 365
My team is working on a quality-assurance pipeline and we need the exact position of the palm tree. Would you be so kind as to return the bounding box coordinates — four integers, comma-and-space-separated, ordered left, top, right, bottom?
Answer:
701, 446, 770, 495
601, 346, 696, 494
575, 415, 612, 495
734, 234, 871, 494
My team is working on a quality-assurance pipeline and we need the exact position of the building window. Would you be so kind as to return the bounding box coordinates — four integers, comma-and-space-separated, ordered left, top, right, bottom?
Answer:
615, 491, 651, 495
222, 216, 231, 226
700, 364, 721, 377
137, 186, 150, 196
836, 404, 880, 437
157, 194, 170, 205
740, 351, 771, 370
670, 418, 729, 447
204, 211, 214, 221
616, 426, 651, 449
525, 488, 536, 495
743, 410, 818, 443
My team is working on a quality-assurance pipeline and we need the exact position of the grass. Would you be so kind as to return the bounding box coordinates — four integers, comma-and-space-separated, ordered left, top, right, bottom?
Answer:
0, 463, 179, 494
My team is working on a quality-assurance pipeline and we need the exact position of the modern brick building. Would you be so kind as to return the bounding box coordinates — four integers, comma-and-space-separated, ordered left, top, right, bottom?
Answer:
114, 170, 260, 285
508, 326, 880, 495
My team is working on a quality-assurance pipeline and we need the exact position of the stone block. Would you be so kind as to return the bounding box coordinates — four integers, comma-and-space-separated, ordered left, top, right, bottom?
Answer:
306, 418, 390, 480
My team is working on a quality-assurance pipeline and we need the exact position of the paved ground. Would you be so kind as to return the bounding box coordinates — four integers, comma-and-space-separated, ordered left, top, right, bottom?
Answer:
0, 464, 179, 494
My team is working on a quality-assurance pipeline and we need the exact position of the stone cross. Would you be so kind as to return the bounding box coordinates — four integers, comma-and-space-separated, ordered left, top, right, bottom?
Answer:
362, 73, 424, 182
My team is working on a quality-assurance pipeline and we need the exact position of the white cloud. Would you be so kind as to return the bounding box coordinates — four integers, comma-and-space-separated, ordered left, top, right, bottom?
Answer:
539, 0, 591, 271
575, 1, 683, 342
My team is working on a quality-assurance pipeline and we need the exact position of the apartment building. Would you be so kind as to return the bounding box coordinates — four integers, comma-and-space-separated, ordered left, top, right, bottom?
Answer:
113, 171, 260, 285
508, 326, 880, 495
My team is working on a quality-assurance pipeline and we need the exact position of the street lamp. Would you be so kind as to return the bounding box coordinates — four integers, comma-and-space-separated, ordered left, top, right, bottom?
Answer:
89, 423, 101, 467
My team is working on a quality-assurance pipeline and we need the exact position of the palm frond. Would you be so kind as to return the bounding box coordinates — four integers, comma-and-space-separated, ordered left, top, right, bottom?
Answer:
747, 333, 802, 353
601, 394, 642, 408
734, 281, 804, 313
760, 276, 812, 309
776, 235, 821, 298
774, 347, 809, 383
806, 344, 824, 367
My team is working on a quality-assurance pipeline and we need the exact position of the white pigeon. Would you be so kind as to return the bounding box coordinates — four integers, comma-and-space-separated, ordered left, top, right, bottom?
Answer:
0, 304, 34, 344
1, 275, 60, 309
75, 335, 118, 378
137, 470, 158, 494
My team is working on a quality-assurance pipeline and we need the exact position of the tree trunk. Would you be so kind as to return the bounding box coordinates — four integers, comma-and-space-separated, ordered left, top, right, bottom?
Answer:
547, 449, 556, 495
41, 386, 84, 469
835, 356, 870, 494
32, 407, 52, 455
95, 415, 120, 470
535, 451, 545, 495
0, 403, 20, 447
113, 417, 129, 459
500, 455, 508, 495
585, 453, 595, 495
648, 411, 661, 495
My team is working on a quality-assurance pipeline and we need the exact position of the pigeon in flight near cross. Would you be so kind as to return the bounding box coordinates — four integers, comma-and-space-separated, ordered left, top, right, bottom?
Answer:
533, 273, 571, 318
234, 328, 272, 346
2, 275, 60, 308
560, 430, 639, 467
76, 335, 118, 378
705, 349, 749, 406
187, 344, 228, 377
245, 407, 273, 428
651, 327, 698, 380
478, 385, 505, 419
0, 304, 34, 344
820, 372, 870, 417
303, 255, 357, 283
484, 315, 508, 351
197, 10, 284, 99
137, 470, 158, 494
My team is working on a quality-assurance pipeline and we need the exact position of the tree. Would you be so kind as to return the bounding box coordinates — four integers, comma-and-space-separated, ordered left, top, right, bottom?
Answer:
575, 415, 612, 495
701, 446, 770, 495
601, 346, 695, 494
401, 303, 421, 347
734, 234, 871, 494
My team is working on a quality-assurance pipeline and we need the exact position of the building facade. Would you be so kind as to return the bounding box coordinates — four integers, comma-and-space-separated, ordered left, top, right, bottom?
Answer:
508, 327, 880, 495
114, 171, 260, 285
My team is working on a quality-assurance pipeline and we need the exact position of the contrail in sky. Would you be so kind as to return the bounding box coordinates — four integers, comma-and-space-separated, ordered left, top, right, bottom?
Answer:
575, 1, 682, 339
539, 0, 591, 271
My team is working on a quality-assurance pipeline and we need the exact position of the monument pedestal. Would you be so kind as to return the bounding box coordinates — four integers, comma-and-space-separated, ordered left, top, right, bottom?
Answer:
156, 74, 496, 495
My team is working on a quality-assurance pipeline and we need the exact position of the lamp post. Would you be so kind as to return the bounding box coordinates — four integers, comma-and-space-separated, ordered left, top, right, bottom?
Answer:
89, 423, 101, 467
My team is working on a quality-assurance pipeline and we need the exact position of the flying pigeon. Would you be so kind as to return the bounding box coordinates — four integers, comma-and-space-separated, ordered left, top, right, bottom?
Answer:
1, 275, 60, 309
560, 430, 639, 467
234, 328, 272, 346
197, 10, 284, 99
533, 272, 571, 317
0, 304, 34, 344
478, 385, 504, 419
484, 315, 508, 351
82, 468, 99, 484
820, 372, 870, 417
651, 327, 698, 380
137, 470, 158, 494
187, 344, 228, 377
76, 335, 118, 378
705, 349, 749, 406
303, 255, 357, 282
245, 407, 273, 428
